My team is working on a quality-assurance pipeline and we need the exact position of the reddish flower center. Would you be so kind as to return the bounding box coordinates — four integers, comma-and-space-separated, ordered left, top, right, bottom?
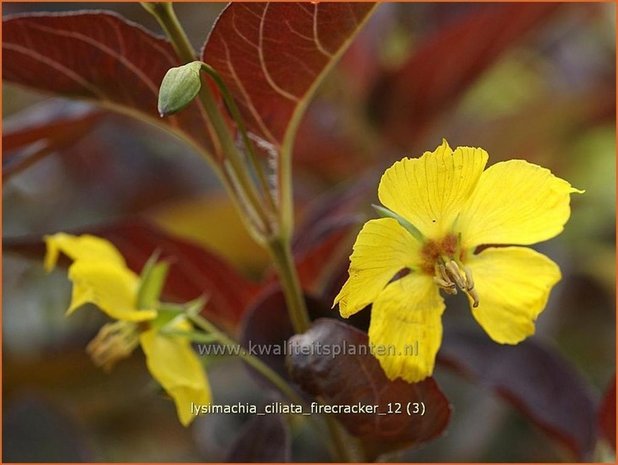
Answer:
419, 234, 459, 275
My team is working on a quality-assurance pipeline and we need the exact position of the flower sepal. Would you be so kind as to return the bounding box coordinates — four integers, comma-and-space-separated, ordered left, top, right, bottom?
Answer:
152, 297, 207, 332
136, 251, 169, 310
372, 204, 425, 242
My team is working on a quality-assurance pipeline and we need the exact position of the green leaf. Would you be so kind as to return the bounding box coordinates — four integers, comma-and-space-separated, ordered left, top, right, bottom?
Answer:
137, 252, 169, 309
158, 61, 203, 116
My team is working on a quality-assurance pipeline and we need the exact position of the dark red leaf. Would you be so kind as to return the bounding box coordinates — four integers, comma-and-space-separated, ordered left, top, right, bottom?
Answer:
4, 99, 101, 153
226, 414, 291, 462
3, 12, 214, 156
4, 219, 259, 329
202, 2, 376, 149
438, 331, 597, 460
288, 318, 451, 457
294, 176, 374, 296
294, 175, 374, 249
291, 100, 370, 180
295, 224, 355, 295
3, 99, 103, 180
257, 176, 373, 296
598, 374, 615, 451
370, 3, 562, 146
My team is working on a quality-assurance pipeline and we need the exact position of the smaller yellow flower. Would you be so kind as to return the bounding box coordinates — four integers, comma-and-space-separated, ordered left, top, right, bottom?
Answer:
45, 233, 211, 426
334, 140, 583, 383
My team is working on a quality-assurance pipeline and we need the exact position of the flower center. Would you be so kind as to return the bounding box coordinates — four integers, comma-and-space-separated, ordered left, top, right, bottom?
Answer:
420, 234, 479, 307
86, 320, 142, 371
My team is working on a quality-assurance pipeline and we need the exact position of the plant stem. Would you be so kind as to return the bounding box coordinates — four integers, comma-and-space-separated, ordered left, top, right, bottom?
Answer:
188, 313, 352, 462
199, 62, 277, 215
147, 2, 310, 332
323, 411, 355, 462
145, 2, 272, 239
265, 237, 356, 464
147, 5, 352, 460
143, 3, 194, 63
196, 79, 272, 236
267, 237, 311, 334
187, 313, 304, 407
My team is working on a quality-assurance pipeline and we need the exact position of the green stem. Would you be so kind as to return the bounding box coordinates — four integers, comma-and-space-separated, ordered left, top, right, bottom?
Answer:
196, 79, 272, 236
265, 235, 357, 464
145, 2, 272, 239
159, 328, 219, 344
323, 411, 355, 462
199, 62, 277, 214
147, 2, 309, 334
188, 313, 352, 462
187, 313, 304, 407
143, 3, 194, 63
146, 5, 352, 461
278, 134, 294, 241
267, 238, 311, 334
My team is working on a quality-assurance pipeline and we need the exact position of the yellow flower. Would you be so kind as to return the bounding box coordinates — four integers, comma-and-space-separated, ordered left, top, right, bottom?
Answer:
45, 233, 211, 426
334, 140, 583, 383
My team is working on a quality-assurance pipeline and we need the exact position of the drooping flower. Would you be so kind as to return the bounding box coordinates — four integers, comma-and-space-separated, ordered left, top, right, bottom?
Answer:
334, 140, 583, 383
45, 233, 211, 426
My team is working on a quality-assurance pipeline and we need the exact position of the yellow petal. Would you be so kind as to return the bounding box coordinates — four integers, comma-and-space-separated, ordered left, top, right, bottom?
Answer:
140, 318, 211, 426
457, 160, 583, 249
67, 261, 156, 322
44, 233, 126, 271
466, 246, 561, 344
368, 273, 445, 382
334, 218, 422, 318
378, 140, 488, 240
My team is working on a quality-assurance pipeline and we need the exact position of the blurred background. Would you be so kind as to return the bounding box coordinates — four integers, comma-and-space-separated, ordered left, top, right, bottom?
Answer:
3, 2, 615, 462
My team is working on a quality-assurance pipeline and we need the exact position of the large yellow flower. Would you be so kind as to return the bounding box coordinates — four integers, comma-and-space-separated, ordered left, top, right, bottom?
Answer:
45, 233, 211, 426
334, 140, 583, 383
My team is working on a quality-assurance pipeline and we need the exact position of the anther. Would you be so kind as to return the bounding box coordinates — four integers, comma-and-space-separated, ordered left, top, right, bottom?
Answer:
438, 263, 450, 283
463, 265, 475, 291
433, 263, 457, 294
434, 257, 480, 306
445, 260, 466, 289
469, 288, 480, 308
433, 276, 457, 294
86, 321, 139, 372
444, 286, 458, 295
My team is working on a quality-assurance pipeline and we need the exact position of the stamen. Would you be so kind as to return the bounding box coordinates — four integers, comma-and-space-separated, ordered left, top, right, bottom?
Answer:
86, 321, 139, 372
430, 240, 480, 306
433, 276, 457, 294
463, 265, 475, 291
433, 263, 457, 294
444, 286, 458, 295
438, 263, 450, 283
469, 288, 480, 308
445, 260, 466, 289
438, 260, 480, 307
